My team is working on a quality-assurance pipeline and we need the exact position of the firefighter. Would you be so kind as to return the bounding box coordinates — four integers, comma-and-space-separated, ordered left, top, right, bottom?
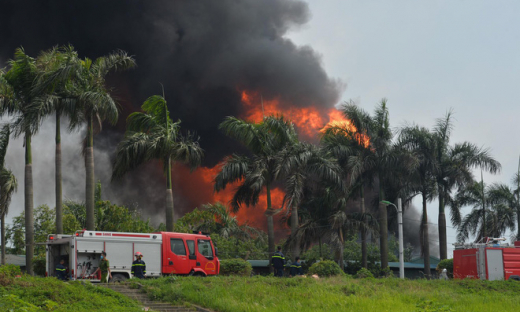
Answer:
132, 251, 146, 279
290, 256, 303, 277
92, 251, 112, 283
56, 259, 67, 280
271, 246, 285, 277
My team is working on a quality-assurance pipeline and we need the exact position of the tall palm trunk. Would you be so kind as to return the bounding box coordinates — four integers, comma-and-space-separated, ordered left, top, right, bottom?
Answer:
422, 189, 431, 279
290, 206, 300, 260
55, 111, 63, 234
379, 180, 388, 270
85, 113, 95, 230
481, 180, 486, 239
165, 156, 174, 231
517, 158, 520, 241
438, 186, 447, 260
266, 184, 275, 273
360, 183, 367, 268
1, 214, 5, 265
25, 131, 34, 275
338, 228, 344, 270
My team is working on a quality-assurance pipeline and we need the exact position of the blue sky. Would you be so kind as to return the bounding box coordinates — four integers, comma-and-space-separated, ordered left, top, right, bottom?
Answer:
286, 0, 520, 256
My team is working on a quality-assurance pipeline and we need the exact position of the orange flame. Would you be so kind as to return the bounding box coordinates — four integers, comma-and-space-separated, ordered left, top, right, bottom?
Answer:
239, 90, 369, 147
172, 163, 285, 230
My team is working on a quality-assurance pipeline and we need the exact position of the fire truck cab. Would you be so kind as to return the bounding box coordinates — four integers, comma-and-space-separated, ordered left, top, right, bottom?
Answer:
45, 230, 219, 282
453, 238, 520, 281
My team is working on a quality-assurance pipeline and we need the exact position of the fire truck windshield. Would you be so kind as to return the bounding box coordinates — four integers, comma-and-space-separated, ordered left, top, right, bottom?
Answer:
198, 239, 213, 259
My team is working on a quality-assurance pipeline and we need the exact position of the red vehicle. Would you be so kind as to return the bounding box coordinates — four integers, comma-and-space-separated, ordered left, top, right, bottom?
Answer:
453, 238, 520, 281
45, 230, 220, 282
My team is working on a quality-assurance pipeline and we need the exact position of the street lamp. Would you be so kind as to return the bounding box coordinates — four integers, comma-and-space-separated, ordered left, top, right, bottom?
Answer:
381, 198, 404, 279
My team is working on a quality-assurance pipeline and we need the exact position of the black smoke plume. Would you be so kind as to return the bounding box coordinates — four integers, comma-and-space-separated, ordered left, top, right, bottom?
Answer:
0, 0, 342, 222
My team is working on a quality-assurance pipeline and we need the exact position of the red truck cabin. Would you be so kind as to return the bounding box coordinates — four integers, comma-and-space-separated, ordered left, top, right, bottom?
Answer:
159, 232, 219, 276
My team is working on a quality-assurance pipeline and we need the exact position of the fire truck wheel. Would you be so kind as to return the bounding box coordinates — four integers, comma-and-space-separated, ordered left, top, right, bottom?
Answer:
190, 271, 206, 277
509, 275, 520, 281
110, 274, 128, 283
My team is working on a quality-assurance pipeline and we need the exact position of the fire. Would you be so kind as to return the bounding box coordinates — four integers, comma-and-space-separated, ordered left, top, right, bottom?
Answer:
239, 89, 370, 147
172, 90, 371, 232
320, 109, 370, 148
172, 163, 285, 230
240, 90, 325, 138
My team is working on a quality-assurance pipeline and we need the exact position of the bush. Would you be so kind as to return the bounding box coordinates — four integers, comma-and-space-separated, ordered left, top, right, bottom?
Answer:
219, 259, 252, 276
437, 258, 453, 277
0, 264, 22, 286
0, 264, 22, 278
308, 260, 345, 277
355, 267, 374, 279
33, 254, 46, 276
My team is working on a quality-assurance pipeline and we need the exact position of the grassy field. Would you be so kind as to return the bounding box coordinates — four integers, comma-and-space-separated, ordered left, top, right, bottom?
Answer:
0, 269, 143, 312
134, 275, 520, 312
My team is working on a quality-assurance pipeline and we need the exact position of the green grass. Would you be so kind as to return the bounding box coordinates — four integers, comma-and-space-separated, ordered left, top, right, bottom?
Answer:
0, 275, 143, 311
135, 275, 520, 312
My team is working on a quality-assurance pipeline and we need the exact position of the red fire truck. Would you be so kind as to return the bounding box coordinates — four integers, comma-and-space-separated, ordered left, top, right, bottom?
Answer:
45, 230, 220, 282
453, 238, 520, 281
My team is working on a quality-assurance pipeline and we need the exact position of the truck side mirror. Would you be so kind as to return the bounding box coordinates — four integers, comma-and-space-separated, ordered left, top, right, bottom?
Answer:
215, 247, 218, 257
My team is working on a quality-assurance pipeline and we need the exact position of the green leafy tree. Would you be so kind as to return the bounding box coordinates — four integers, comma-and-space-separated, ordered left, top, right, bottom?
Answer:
215, 115, 298, 269
432, 111, 500, 259
398, 125, 437, 279
112, 95, 203, 231
0, 125, 17, 265
275, 141, 344, 259
454, 180, 515, 242
0, 48, 41, 274
482, 157, 520, 241
70, 51, 135, 230
338, 99, 396, 270
322, 116, 374, 269
28, 45, 83, 234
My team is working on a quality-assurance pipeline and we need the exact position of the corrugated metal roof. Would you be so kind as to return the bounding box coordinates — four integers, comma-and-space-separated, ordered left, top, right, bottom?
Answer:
388, 261, 437, 269
1, 254, 26, 267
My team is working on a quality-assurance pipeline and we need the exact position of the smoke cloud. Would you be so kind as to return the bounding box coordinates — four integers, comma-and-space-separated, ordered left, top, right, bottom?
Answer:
0, 1, 342, 225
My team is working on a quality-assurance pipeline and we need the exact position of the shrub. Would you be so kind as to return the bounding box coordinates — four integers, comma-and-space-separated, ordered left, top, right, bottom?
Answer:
0, 264, 22, 277
355, 267, 374, 279
308, 260, 345, 277
219, 259, 252, 276
33, 254, 46, 276
378, 266, 394, 278
437, 258, 453, 277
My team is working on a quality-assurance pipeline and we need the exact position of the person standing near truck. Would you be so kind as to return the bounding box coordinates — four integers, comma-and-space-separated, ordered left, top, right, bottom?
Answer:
56, 259, 67, 280
132, 251, 146, 279
92, 251, 111, 283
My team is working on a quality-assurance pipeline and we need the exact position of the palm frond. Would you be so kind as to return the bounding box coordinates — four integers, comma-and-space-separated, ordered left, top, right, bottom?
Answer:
0, 125, 10, 167
112, 132, 155, 181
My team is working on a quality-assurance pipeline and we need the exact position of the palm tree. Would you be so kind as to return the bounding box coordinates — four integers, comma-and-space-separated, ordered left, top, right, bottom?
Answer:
481, 157, 520, 241
71, 51, 135, 230
0, 48, 41, 275
0, 125, 17, 265
274, 141, 344, 259
214, 115, 298, 267
454, 180, 515, 242
321, 119, 374, 268
288, 184, 377, 270
432, 111, 501, 259
339, 99, 395, 270
112, 95, 203, 231
398, 125, 437, 279
28, 45, 82, 234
